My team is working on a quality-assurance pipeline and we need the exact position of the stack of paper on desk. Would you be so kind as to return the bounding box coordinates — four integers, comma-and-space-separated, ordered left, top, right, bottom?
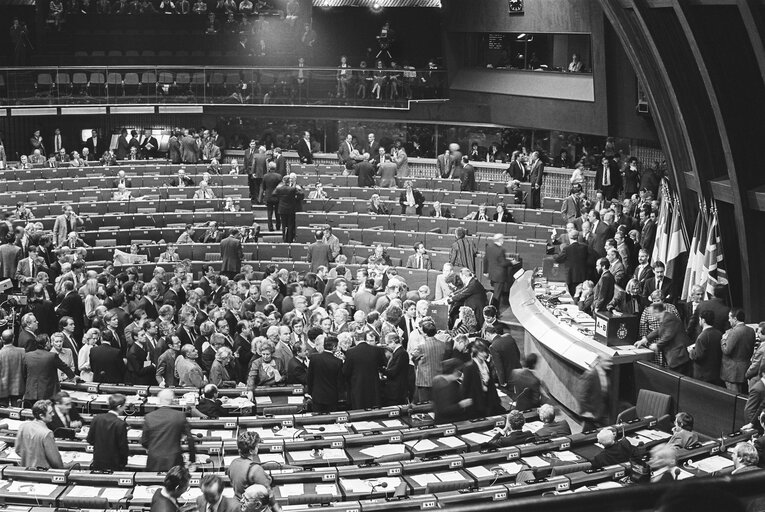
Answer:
359, 444, 406, 458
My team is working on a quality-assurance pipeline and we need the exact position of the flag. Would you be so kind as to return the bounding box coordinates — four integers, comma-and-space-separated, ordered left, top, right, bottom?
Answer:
664, 197, 688, 278
681, 205, 707, 301
651, 180, 671, 265
702, 208, 728, 298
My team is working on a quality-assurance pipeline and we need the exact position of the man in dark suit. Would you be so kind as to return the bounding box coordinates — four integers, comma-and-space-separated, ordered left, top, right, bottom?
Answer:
48, 391, 84, 438
306, 337, 344, 412
126, 333, 156, 386
436, 149, 452, 179
639, 303, 691, 375
197, 475, 239, 512
87, 393, 129, 470
343, 332, 387, 409
337, 133, 356, 169
307, 230, 332, 272
23, 338, 75, 404
220, 229, 243, 280
588, 210, 612, 257
16, 313, 38, 351
554, 229, 590, 297
432, 358, 472, 424
251, 146, 268, 203
263, 166, 283, 232
695, 284, 731, 333
688, 310, 722, 385
354, 156, 376, 187
447, 267, 488, 327
577, 356, 611, 429
493, 410, 535, 447
115, 128, 130, 160
595, 157, 621, 200
141, 388, 195, 472
296, 131, 313, 164
484, 233, 514, 310
486, 325, 520, 389
381, 333, 409, 406
745, 368, 765, 428
640, 209, 657, 256
527, 151, 544, 209
180, 129, 198, 164
508, 353, 542, 412
272, 147, 287, 176
362, 133, 381, 165
592, 257, 615, 313
274, 174, 304, 243
721, 308, 756, 393
398, 180, 425, 215
85, 129, 103, 157
560, 185, 583, 223
632, 249, 654, 296
57, 281, 85, 341
591, 427, 634, 469
535, 404, 572, 437
136, 284, 160, 320
90, 339, 126, 384
641, 261, 673, 306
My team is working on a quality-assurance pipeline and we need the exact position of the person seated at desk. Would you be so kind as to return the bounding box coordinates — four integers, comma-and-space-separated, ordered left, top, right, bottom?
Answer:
13, 201, 35, 221
308, 182, 328, 200
48, 391, 84, 439
429, 201, 452, 218
492, 202, 514, 222
399, 180, 425, 215
476, 203, 489, 221
535, 404, 572, 437
649, 444, 682, 482
222, 197, 239, 212
666, 412, 699, 449
574, 280, 595, 314
365, 243, 392, 267
506, 180, 524, 205
196, 383, 228, 418
207, 158, 223, 175
194, 180, 216, 199
100, 150, 117, 167
169, 168, 195, 188
112, 182, 131, 201
70, 151, 86, 168
490, 410, 535, 447
368, 194, 390, 215
591, 427, 635, 469
158, 243, 180, 263
198, 221, 223, 243
731, 442, 762, 475
229, 158, 241, 175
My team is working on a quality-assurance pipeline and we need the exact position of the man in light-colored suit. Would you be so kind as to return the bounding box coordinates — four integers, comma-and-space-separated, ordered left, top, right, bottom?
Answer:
52, 205, 84, 248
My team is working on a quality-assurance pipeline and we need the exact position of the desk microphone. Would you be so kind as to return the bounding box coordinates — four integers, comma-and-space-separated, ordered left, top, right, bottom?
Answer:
369, 480, 388, 498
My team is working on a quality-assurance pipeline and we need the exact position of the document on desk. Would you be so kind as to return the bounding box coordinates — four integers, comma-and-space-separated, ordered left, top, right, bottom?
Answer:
692, 455, 734, 474
438, 436, 464, 448
279, 483, 305, 497
258, 453, 285, 464
499, 462, 524, 475
132, 486, 161, 500
0, 419, 23, 431
101, 487, 129, 501
359, 444, 406, 458
315, 484, 339, 495
523, 421, 544, 433
6, 481, 58, 495
255, 396, 272, 405
405, 439, 438, 451
437, 471, 465, 482
127, 429, 142, 440
322, 448, 347, 459
635, 429, 671, 441
181, 488, 203, 501
67, 486, 102, 498
461, 432, 493, 444
287, 396, 304, 405
382, 419, 405, 428
128, 455, 148, 467
466, 466, 494, 479
306, 424, 348, 434
411, 474, 440, 486
522, 456, 549, 468
553, 451, 580, 462
351, 421, 382, 431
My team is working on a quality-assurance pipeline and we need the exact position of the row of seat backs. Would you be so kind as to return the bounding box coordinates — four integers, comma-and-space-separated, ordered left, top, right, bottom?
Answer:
633, 361, 748, 437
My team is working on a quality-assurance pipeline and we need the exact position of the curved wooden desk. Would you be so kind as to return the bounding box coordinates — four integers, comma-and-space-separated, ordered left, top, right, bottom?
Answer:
509, 271, 653, 421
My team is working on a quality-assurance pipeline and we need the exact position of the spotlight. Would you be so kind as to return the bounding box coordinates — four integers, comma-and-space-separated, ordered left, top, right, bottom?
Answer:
371, 2, 382, 12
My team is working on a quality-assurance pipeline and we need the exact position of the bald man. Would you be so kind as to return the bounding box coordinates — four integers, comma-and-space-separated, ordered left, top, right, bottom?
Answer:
141, 389, 195, 471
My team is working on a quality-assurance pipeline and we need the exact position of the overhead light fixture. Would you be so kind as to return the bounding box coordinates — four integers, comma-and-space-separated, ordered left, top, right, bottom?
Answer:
371, 2, 382, 11
516, 33, 526, 39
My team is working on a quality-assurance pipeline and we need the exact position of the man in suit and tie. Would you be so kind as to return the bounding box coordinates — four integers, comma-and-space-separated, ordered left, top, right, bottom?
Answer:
263, 164, 283, 232
90, 339, 126, 384
382, 333, 409, 406
554, 228, 590, 296
47, 391, 84, 438
250, 146, 268, 203
588, 209, 612, 258
274, 174, 304, 243
720, 308, 756, 393
436, 148, 451, 178
632, 249, 654, 295
606, 248, 627, 288
640, 208, 657, 256
142, 388, 195, 471
484, 233, 513, 311
447, 267, 488, 327
486, 324, 520, 389
272, 147, 287, 176
114, 128, 130, 160
592, 257, 615, 313
405, 242, 432, 270
138, 129, 159, 159
52, 205, 84, 248
85, 129, 103, 157
220, 229, 244, 279
23, 337, 75, 405
595, 157, 621, 200
343, 331, 387, 409
58, 316, 80, 356
87, 393, 129, 470
527, 151, 544, 209
560, 185, 583, 223
641, 261, 672, 306
695, 284, 731, 333
688, 310, 723, 385
0, 237, 21, 282
306, 336, 344, 412
136, 283, 160, 320
15, 245, 44, 292
363, 132, 381, 165
197, 475, 240, 512
306, 230, 332, 272
180, 129, 198, 164
56, 281, 85, 341
337, 133, 356, 169
637, 303, 691, 375
534, 404, 572, 437
296, 130, 314, 164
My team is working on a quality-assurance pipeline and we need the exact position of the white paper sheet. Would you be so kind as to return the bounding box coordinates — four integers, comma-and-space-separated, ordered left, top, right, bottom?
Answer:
352, 421, 382, 431
437, 471, 465, 482
255, 396, 272, 405
691, 455, 734, 473
67, 486, 102, 498
438, 437, 464, 448
101, 487, 129, 501
258, 453, 285, 464
0, 419, 23, 431
322, 449, 347, 460
411, 474, 440, 486
315, 484, 339, 495
305, 424, 348, 434
279, 484, 305, 497
461, 432, 493, 444
132, 486, 161, 500
523, 421, 545, 433
382, 420, 404, 427
359, 444, 406, 458
127, 455, 148, 467
5, 482, 58, 495
635, 429, 671, 441
498, 462, 524, 474
467, 466, 494, 479
522, 456, 549, 468
341, 478, 401, 493
287, 396, 304, 405
554, 451, 580, 462
405, 439, 438, 451
180, 488, 203, 500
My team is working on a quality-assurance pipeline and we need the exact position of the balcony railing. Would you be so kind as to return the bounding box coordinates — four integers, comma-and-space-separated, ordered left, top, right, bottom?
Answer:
0, 65, 447, 108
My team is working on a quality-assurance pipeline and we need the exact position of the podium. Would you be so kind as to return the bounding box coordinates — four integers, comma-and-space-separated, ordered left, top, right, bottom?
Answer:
594, 311, 639, 346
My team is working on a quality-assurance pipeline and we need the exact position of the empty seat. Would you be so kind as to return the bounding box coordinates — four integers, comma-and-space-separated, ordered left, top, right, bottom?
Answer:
35, 73, 53, 95
72, 72, 88, 94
